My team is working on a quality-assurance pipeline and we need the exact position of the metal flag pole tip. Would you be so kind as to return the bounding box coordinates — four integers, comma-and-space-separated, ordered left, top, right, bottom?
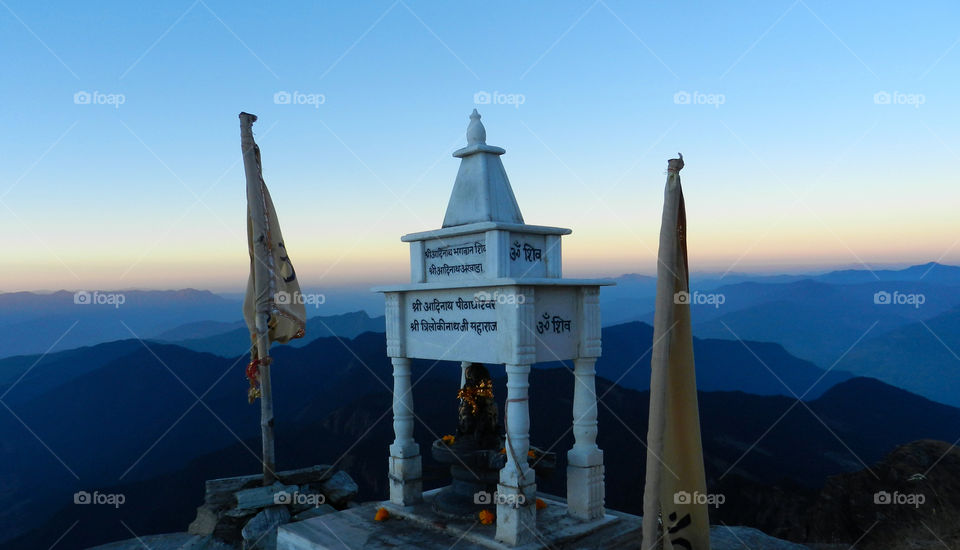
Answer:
668, 153, 684, 173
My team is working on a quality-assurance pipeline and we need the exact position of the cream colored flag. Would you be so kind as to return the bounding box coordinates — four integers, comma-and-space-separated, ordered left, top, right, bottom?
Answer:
241, 112, 306, 351
642, 154, 711, 550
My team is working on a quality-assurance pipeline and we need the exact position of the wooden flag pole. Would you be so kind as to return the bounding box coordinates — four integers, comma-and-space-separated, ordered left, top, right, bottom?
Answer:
256, 326, 277, 485
241, 111, 306, 487
241, 112, 278, 487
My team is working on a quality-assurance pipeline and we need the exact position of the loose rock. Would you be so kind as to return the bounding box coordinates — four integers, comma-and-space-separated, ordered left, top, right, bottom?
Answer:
319, 471, 358, 507
241, 505, 290, 550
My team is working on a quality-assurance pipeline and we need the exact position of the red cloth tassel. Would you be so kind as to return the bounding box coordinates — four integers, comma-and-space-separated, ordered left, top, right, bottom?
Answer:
246, 358, 262, 403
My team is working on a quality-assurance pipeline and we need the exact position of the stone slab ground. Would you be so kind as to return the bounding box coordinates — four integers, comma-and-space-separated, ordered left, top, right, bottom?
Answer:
278, 490, 810, 550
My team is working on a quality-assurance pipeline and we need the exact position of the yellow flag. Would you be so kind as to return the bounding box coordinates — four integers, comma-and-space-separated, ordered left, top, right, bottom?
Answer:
642, 154, 711, 550
240, 112, 306, 349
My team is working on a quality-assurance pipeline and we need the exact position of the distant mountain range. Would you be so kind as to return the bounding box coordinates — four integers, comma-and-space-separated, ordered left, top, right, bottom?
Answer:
600, 262, 960, 327
153, 311, 386, 357
0, 340, 144, 405
4, 261, 957, 410
563, 322, 850, 398
841, 305, 960, 407
599, 262, 960, 406
3, 333, 958, 549
5, 263, 957, 378
815, 262, 960, 285
0, 289, 240, 359
0, 314, 844, 415
691, 278, 960, 366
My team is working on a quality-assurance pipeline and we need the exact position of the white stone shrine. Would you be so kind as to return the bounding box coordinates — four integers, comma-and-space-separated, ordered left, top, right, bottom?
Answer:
374, 110, 614, 546
276, 110, 646, 550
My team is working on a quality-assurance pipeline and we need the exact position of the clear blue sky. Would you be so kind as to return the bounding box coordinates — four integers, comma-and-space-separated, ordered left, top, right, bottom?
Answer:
2, 1, 959, 291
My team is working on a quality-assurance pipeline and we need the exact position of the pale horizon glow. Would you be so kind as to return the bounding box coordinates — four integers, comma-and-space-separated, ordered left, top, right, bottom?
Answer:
2, 2, 959, 292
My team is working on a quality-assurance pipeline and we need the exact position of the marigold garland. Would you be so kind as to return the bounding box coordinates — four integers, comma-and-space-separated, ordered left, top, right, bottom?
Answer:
442, 435, 456, 445
374, 507, 390, 521
457, 379, 493, 414
478, 509, 495, 525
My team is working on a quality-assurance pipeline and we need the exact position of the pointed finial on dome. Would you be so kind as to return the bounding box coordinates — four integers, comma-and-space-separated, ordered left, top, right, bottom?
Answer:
444, 109, 520, 226
466, 109, 486, 145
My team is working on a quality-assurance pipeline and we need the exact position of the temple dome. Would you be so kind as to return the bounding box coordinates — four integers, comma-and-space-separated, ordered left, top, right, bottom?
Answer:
441, 110, 524, 227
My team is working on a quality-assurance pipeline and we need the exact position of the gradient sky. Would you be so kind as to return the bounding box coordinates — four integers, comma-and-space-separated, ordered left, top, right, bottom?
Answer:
1, 1, 959, 292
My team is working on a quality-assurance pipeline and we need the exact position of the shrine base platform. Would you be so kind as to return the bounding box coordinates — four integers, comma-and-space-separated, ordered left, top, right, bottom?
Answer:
277, 489, 641, 550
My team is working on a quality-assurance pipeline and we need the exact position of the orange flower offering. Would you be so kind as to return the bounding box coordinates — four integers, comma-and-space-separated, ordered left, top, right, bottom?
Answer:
442, 435, 456, 445
478, 509, 495, 525
535, 498, 547, 510
374, 507, 390, 521
499, 448, 506, 454
527, 450, 536, 458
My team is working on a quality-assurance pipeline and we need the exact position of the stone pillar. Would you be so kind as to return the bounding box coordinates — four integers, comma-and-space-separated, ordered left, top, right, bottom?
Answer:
388, 357, 422, 505
567, 357, 605, 520
496, 363, 536, 546
460, 361, 471, 388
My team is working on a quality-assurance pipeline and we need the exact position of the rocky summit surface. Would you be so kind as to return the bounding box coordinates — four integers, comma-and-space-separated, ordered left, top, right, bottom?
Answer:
709, 526, 810, 549
94, 528, 811, 550
772, 439, 960, 549
815, 439, 960, 549
90, 533, 234, 550
95, 514, 811, 550
88, 465, 357, 550
90, 467, 811, 550
91, 439, 960, 550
